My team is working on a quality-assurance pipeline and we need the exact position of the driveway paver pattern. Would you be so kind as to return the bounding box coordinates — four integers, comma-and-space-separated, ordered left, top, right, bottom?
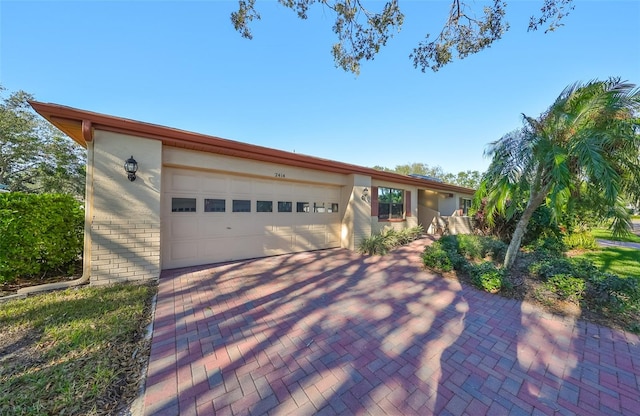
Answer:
142, 238, 640, 415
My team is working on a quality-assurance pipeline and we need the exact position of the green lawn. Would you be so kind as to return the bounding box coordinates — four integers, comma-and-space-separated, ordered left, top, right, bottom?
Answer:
0, 283, 156, 415
590, 226, 640, 244
577, 246, 640, 279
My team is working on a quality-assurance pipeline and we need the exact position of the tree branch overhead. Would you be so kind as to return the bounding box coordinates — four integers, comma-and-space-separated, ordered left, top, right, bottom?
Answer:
231, 0, 575, 74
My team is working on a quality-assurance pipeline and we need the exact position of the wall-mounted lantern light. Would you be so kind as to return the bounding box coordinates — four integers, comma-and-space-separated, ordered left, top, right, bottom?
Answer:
361, 187, 370, 202
124, 156, 138, 181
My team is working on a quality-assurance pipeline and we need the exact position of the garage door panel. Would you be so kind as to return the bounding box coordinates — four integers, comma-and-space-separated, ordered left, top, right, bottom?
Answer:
171, 173, 200, 191
170, 242, 199, 261
170, 217, 199, 239
198, 223, 233, 238
327, 224, 340, 245
202, 176, 227, 192
230, 178, 252, 193
273, 182, 295, 194
262, 234, 293, 254
309, 223, 328, 231
293, 231, 326, 250
163, 167, 341, 269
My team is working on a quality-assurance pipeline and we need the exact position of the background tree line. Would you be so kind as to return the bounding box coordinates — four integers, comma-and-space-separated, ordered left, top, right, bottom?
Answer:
0, 87, 85, 198
372, 162, 482, 189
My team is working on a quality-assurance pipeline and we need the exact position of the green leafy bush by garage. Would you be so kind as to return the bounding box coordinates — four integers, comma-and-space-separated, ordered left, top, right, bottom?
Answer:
0, 193, 84, 284
357, 225, 424, 255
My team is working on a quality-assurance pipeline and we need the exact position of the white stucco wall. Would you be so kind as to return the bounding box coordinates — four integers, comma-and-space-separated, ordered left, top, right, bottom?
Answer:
438, 192, 459, 217
90, 131, 162, 285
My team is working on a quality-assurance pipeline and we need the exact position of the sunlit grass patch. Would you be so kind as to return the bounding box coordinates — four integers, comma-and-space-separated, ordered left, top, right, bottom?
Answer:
0, 283, 156, 415
591, 227, 640, 244
577, 246, 640, 280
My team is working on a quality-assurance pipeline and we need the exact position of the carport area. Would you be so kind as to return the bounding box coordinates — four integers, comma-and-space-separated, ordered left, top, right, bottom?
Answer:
141, 238, 640, 415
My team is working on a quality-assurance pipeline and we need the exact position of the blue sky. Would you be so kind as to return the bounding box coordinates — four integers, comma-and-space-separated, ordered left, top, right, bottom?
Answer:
1, 1, 639, 174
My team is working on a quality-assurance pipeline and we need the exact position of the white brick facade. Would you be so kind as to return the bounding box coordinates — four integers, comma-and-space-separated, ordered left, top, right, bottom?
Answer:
90, 219, 161, 285
88, 131, 162, 285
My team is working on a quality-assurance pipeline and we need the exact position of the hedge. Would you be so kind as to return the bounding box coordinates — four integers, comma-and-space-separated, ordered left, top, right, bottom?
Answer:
0, 193, 84, 284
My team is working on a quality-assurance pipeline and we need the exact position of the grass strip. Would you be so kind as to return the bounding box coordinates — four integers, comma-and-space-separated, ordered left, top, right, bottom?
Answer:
0, 283, 156, 415
591, 226, 640, 244
577, 246, 640, 280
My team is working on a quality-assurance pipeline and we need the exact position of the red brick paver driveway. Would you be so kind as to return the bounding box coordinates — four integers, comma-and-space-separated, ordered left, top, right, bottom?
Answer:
142, 238, 640, 415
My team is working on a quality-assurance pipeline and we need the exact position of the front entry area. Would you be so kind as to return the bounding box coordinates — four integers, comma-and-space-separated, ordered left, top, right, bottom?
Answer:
161, 167, 342, 269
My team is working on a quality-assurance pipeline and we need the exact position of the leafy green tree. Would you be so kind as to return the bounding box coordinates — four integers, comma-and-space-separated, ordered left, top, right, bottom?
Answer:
443, 170, 482, 189
389, 162, 445, 178
373, 162, 482, 189
231, 0, 574, 74
0, 87, 85, 197
477, 78, 640, 269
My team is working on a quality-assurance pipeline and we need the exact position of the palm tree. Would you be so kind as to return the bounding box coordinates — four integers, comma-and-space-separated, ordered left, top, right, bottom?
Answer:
477, 78, 640, 269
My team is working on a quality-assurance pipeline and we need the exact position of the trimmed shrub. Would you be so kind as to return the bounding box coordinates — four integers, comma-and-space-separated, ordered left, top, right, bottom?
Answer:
358, 233, 389, 255
0, 193, 84, 284
421, 244, 453, 272
469, 262, 510, 293
422, 235, 507, 279
396, 225, 424, 245
358, 225, 424, 255
456, 234, 484, 259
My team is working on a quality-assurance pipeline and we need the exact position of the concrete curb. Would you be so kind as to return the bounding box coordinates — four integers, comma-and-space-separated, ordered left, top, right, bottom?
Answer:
596, 239, 640, 249
123, 292, 158, 416
0, 293, 27, 303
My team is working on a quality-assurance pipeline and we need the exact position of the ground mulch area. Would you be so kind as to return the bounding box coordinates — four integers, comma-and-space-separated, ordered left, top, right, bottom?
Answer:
0, 261, 83, 297
442, 252, 639, 335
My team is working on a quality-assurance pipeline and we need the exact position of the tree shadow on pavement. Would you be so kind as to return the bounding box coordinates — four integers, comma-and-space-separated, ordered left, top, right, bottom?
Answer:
142, 237, 640, 415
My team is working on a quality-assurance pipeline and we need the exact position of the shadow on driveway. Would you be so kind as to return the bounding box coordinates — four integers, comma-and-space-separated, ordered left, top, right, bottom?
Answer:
141, 237, 640, 415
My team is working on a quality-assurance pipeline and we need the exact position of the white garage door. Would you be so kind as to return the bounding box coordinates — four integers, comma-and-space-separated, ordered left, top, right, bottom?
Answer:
162, 168, 342, 269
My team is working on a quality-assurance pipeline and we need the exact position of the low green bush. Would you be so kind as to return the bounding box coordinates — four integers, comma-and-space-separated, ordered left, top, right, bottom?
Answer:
528, 256, 598, 281
423, 236, 509, 293
358, 233, 389, 255
469, 262, 510, 293
421, 244, 453, 272
563, 231, 598, 250
358, 225, 424, 255
455, 234, 484, 259
396, 225, 424, 245
422, 233, 639, 329
586, 273, 640, 312
525, 236, 567, 255
543, 274, 586, 302
0, 193, 84, 284
481, 237, 508, 262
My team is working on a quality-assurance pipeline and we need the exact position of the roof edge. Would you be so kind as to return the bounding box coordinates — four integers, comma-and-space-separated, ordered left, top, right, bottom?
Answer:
29, 101, 476, 194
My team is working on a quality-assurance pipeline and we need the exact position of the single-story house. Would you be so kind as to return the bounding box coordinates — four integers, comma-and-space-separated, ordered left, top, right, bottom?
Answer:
30, 101, 475, 285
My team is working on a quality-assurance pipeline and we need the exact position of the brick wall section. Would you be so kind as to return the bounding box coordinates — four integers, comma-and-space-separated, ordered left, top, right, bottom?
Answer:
90, 131, 162, 285
91, 219, 161, 285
